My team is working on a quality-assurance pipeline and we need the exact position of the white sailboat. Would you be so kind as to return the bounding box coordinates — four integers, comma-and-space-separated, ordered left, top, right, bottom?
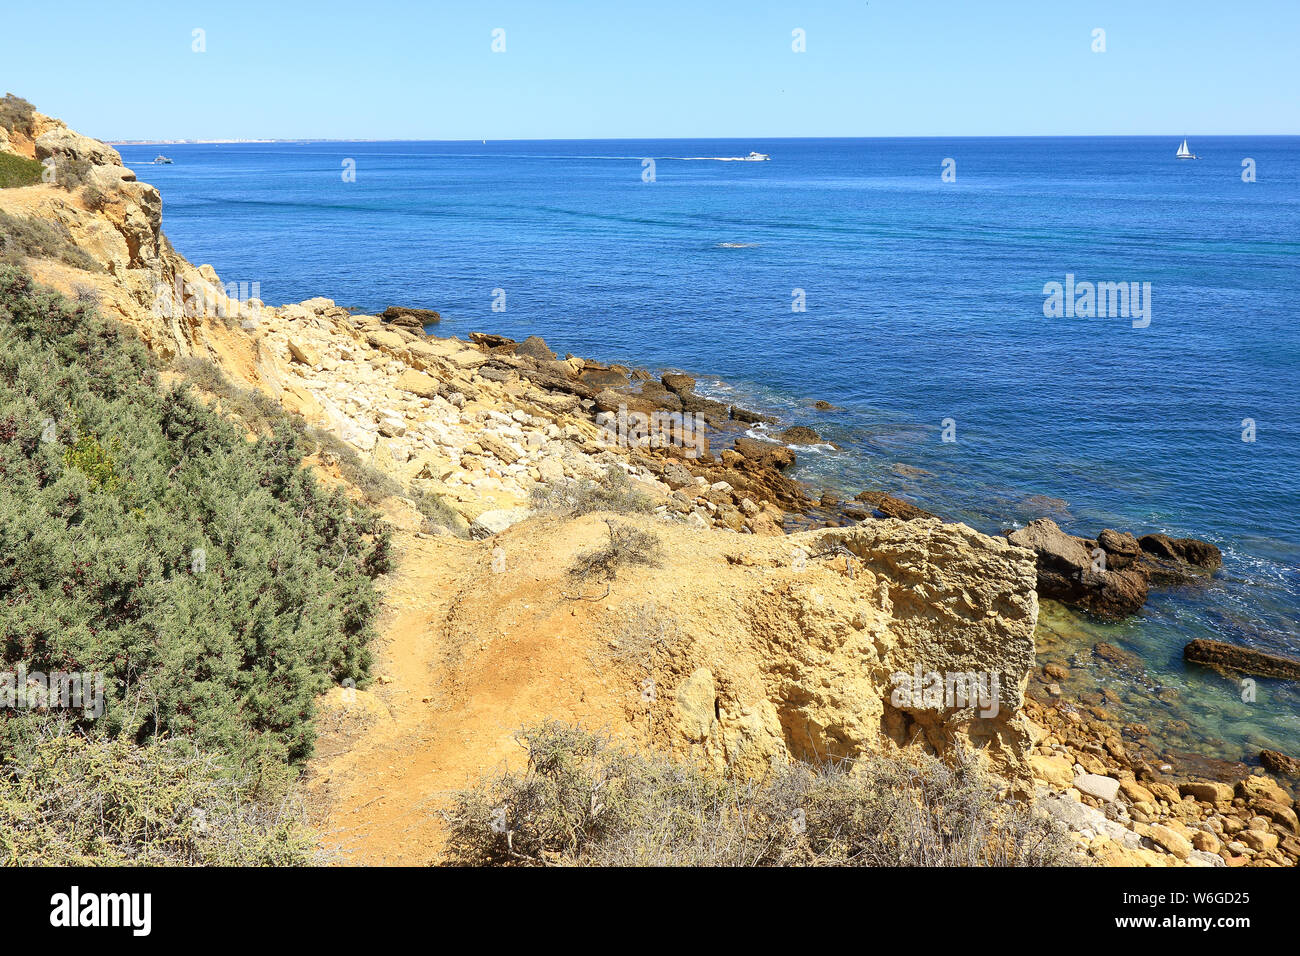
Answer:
1175, 138, 1198, 160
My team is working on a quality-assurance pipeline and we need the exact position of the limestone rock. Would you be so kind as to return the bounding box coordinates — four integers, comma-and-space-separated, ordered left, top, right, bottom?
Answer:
1179, 781, 1234, 804
1138, 822, 1193, 860
674, 668, 716, 742
1074, 773, 1120, 802
287, 338, 320, 366
35, 126, 124, 168
1260, 749, 1300, 777
854, 491, 936, 522
395, 369, 441, 399
1030, 753, 1074, 789
469, 507, 531, 539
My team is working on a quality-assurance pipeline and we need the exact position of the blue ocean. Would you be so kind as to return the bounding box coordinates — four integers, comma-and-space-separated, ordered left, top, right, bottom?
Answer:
119, 137, 1300, 768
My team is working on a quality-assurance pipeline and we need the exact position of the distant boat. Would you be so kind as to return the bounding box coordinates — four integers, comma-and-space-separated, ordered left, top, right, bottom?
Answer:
1175, 139, 1198, 160
742, 151, 770, 162
153, 155, 173, 164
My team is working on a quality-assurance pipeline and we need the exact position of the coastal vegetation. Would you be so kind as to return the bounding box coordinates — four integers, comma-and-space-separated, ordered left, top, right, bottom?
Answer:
0, 210, 100, 270
0, 94, 35, 138
443, 722, 1080, 867
0, 99, 1294, 869
0, 152, 43, 189
529, 463, 657, 516
0, 267, 389, 863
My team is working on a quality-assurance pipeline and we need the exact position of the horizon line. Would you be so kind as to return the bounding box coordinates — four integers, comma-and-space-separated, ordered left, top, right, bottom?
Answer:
107, 133, 1300, 146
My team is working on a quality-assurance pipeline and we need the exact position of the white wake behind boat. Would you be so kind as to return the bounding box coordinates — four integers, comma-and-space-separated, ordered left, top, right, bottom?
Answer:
1175, 138, 1198, 160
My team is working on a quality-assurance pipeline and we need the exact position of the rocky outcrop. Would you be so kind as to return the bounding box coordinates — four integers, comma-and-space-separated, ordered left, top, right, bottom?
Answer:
780, 425, 820, 444
1261, 750, 1300, 777
1183, 639, 1300, 681
853, 490, 937, 522
381, 305, 440, 332
2, 111, 255, 359
445, 514, 1041, 783
1005, 518, 1220, 618
732, 436, 795, 470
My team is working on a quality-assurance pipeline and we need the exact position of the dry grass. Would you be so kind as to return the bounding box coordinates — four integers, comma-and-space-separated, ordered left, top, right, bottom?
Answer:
0, 210, 101, 271
441, 722, 1085, 867
529, 464, 656, 516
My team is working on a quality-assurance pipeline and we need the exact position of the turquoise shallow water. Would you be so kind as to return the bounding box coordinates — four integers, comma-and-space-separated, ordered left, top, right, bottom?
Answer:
120, 136, 1300, 767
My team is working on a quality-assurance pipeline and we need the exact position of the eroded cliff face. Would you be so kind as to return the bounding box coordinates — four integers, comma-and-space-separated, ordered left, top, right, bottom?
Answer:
2, 112, 251, 359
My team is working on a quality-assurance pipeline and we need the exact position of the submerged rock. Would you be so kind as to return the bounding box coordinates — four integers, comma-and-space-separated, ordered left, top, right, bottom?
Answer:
1184, 638, 1300, 681
854, 491, 936, 522
1260, 750, 1300, 777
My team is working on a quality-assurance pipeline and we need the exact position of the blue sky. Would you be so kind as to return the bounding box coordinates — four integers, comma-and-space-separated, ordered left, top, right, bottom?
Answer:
3, 0, 1297, 140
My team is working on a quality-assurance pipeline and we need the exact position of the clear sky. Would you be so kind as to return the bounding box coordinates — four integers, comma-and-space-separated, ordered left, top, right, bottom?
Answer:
3, 0, 1297, 140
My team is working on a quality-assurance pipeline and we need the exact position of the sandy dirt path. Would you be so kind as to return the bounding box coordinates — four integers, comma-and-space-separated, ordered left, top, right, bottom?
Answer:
304, 527, 623, 865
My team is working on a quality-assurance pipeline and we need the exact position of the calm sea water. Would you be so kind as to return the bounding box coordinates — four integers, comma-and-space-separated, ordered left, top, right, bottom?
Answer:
120, 137, 1300, 766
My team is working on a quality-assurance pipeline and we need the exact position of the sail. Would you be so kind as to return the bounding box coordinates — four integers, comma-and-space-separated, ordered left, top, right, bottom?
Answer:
1177, 139, 1190, 157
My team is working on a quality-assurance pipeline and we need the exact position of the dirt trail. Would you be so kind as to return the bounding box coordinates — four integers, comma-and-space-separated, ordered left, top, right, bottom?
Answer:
304, 526, 624, 865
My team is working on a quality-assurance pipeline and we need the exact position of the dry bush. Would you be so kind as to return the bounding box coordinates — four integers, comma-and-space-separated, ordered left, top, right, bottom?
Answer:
596, 601, 682, 674
0, 94, 35, 136
411, 488, 467, 537
568, 519, 663, 583
0, 210, 100, 271
529, 464, 656, 516
0, 718, 316, 866
81, 183, 110, 210
441, 722, 1084, 868
53, 157, 93, 190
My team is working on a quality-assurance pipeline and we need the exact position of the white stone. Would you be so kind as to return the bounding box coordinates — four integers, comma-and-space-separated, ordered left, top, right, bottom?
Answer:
1073, 773, 1121, 803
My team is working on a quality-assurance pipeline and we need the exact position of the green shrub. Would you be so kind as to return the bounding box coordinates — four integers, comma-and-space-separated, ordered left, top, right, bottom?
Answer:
0, 152, 44, 189
170, 355, 443, 537
443, 722, 1083, 867
61, 422, 120, 489
0, 267, 389, 769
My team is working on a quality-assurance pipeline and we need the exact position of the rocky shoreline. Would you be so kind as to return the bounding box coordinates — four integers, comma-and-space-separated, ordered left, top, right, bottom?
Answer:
3, 104, 1296, 867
